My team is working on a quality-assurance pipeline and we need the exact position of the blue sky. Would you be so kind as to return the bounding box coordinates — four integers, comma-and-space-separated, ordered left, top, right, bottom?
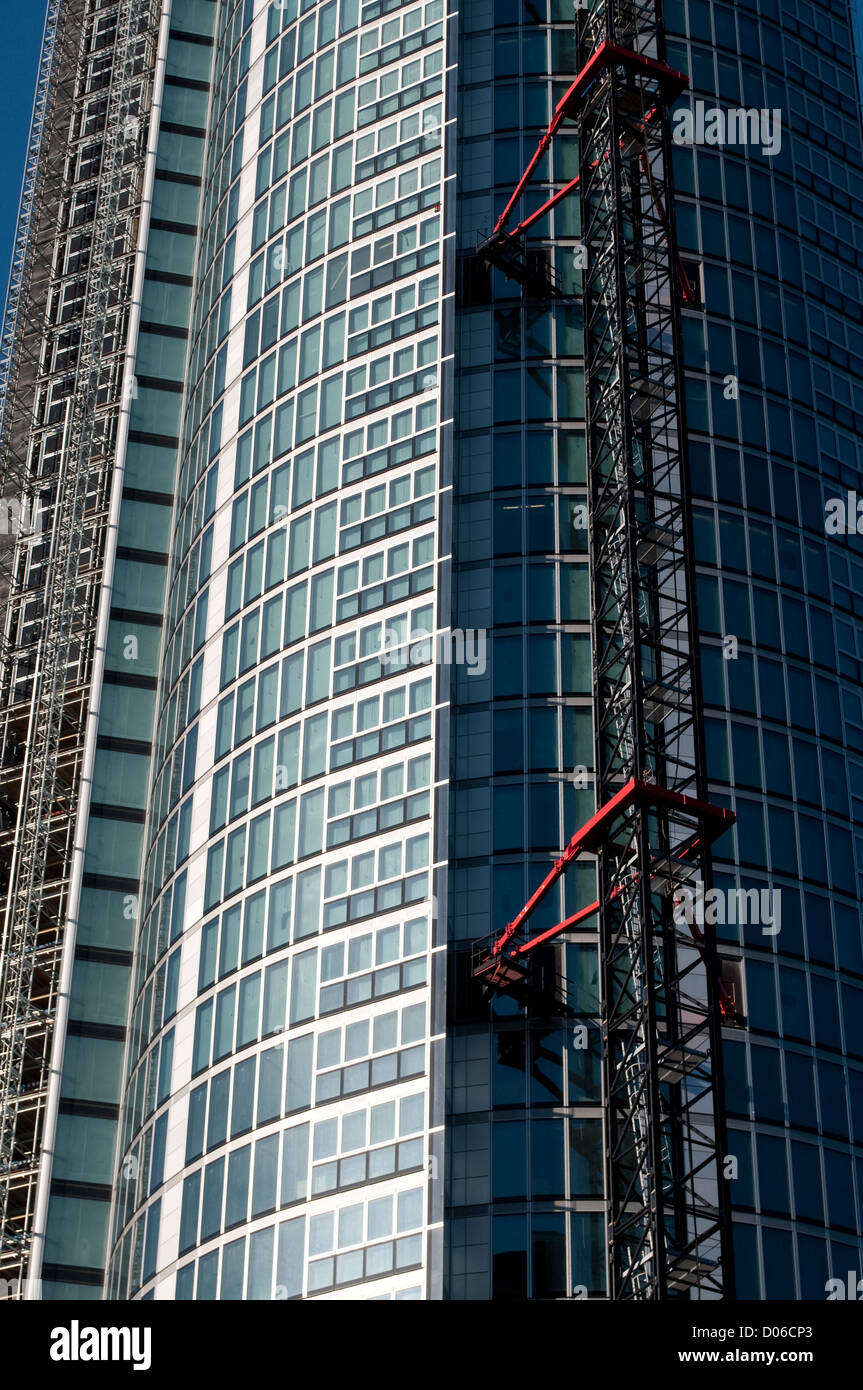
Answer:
0, 4, 49, 309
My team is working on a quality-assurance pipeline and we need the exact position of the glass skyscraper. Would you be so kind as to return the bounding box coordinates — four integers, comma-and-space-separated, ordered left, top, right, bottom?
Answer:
0, 0, 861, 1303
668, 0, 863, 1299
447, 0, 863, 1303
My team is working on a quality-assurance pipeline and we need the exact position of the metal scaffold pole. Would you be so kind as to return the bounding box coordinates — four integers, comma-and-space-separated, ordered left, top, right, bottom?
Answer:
0, 0, 160, 1295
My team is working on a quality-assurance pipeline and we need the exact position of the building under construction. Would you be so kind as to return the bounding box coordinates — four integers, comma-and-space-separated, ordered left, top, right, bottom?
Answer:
0, 0, 160, 1294
0, 0, 862, 1301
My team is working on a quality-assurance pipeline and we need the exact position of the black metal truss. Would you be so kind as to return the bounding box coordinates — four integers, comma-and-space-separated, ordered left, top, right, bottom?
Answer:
577, 0, 733, 1299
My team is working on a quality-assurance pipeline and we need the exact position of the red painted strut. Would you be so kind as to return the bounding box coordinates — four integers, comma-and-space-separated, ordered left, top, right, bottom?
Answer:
485, 41, 695, 301
492, 41, 687, 241
491, 777, 732, 957
475, 778, 736, 1014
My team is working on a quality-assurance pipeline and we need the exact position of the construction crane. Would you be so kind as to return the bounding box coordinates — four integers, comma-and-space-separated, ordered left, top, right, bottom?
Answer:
472, 0, 735, 1300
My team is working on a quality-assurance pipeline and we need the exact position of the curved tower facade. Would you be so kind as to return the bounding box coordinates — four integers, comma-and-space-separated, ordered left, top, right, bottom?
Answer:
445, 0, 601, 1301
106, 0, 450, 1300
3, 0, 863, 1305
666, 0, 863, 1298
444, 0, 863, 1301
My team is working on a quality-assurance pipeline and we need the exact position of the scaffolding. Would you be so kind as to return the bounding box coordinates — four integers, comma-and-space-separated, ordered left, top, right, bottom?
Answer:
0, 0, 160, 1294
474, 0, 734, 1299
0, 0, 63, 487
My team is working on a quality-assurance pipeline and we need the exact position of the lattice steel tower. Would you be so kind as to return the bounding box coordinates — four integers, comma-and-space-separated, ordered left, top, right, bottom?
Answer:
474, 0, 735, 1300
576, 0, 732, 1301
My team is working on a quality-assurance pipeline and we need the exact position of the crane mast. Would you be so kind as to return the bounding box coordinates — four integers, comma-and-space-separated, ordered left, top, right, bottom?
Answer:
474, 0, 734, 1299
